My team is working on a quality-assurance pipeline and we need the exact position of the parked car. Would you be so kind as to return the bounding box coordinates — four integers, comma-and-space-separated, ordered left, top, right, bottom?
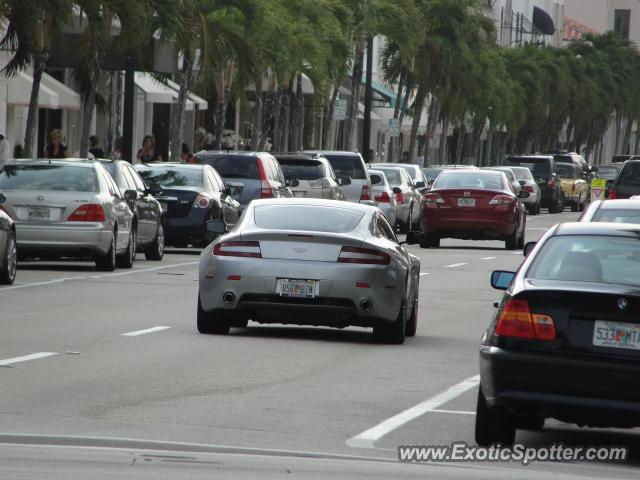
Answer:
135, 163, 240, 248
422, 165, 479, 185
197, 199, 421, 344
504, 155, 564, 213
273, 153, 347, 201
368, 169, 398, 227
595, 163, 622, 198
98, 159, 165, 260
0, 160, 135, 271
477, 222, 640, 445
420, 170, 528, 250
482, 167, 522, 196
508, 166, 541, 215
555, 162, 588, 212
370, 163, 428, 189
543, 150, 590, 179
302, 150, 374, 204
609, 159, 640, 199
195, 151, 292, 212
374, 166, 422, 232
0, 195, 17, 284
579, 199, 640, 224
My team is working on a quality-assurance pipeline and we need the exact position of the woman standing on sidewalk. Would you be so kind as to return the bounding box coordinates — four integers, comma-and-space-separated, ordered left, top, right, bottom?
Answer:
44, 129, 71, 159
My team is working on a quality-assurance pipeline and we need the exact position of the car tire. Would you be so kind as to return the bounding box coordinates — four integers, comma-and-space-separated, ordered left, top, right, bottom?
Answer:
197, 295, 230, 335
116, 227, 136, 268
145, 223, 165, 261
0, 230, 17, 285
571, 202, 578, 212
516, 416, 545, 431
475, 388, 516, 447
517, 225, 525, 250
528, 204, 538, 216
505, 228, 518, 250
405, 291, 418, 337
373, 302, 406, 344
95, 231, 117, 272
420, 233, 440, 248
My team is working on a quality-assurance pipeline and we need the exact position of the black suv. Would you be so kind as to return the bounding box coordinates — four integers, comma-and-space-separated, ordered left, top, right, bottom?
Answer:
610, 159, 640, 199
504, 155, 564, 213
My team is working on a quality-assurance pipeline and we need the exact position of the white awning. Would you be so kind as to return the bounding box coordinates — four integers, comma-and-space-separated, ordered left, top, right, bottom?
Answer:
135, 73, 207, 111
5, 71, 80, 110
165, 78, 208, 110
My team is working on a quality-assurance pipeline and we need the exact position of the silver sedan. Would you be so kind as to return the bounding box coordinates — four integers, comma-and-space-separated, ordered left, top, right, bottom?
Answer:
198, 199, 421, 343
0, 160, 135, 271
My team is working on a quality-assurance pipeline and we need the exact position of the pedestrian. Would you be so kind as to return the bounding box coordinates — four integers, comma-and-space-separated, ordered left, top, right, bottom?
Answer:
136, 135, 163, 163
13, 144, 23, 159
111, 137, 124, 160
44, 129, 71, 159
88, 135, 105, 158
181, 143, 195, 163
0, 130, 11, 171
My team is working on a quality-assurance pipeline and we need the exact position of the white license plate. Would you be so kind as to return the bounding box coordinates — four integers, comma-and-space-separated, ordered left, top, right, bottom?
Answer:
457, 198, 475, 207
28, 207, 52, 220
593, 320, 640, 350
276, 278, 319, 298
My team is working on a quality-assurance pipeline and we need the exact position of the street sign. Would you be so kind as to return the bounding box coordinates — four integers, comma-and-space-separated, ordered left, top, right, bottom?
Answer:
334, 99, 347, 121
591, 178, 606, 202
389, 118, 400, 138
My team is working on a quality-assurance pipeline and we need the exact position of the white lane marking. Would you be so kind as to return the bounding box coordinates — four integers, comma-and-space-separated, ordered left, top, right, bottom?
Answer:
121, 326, 171, 337
0, 262, 198, 293
0, 352, 58, 366
480, 257, 496, 260
511, 252, 522, 255
346, 375, 480, 449
419, 273, 430, 276
430, 409, 476, 416
444, 263, 467, 268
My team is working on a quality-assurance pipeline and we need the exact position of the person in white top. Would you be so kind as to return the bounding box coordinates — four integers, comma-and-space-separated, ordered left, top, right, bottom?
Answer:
0, 129, 11, 171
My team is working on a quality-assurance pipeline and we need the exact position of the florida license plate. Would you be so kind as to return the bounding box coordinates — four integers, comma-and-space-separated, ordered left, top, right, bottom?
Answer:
276, 278, 319, 298
28, 207, 52, 220
457, 198, 475, 207
593, 320, 640, 351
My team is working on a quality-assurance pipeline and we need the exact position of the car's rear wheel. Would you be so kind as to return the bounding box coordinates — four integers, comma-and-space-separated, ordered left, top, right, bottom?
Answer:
197, 294, 230, 335
0, 231, 17, 285
95, 231, 117, 272
373, 302, 406, 344
145, 223, 165, 261
475, 388, 516, 446
419, 233, 440, 249
116, 226, 136, 268
505, 229, 518, 250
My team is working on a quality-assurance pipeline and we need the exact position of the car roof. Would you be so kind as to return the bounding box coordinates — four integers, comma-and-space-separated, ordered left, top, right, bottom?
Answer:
598, 199, 640, 210
437, 169, 503, 176
8, 159, 97, 168
303, 150, 362, 157
136, 162, 206, 169
554, 221, 640, 237
556, 162, 576, 169
372, 163, 419, 169
197, 150, 266, 156
273, 153, 323, 161
250, 198, 376, 213
506, 155, 553, 160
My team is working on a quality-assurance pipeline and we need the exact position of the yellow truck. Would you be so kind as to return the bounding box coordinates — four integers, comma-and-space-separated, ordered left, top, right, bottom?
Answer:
556, 162, 588, 212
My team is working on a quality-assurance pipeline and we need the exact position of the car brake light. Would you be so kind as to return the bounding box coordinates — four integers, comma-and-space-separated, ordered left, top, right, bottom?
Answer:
495, 299, 556, 340
375, 192, 392, 203
257, 158, 274, 198
338, 246, 390, 265
395, 191, 405, 204
360, 185, 372, 202
609, 189, 618, 199
194, 194, 211, 208
547, 179, 555, 188
489, 195, 513, 205
68, 204, 106, 222
524, 186, 534, 193
423, 192, 445, 209
213, 241, 262, 258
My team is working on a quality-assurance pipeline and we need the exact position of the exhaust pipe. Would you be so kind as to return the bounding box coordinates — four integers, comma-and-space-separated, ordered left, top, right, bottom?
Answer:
222, 292, 236, 304
360, 299, 373, 312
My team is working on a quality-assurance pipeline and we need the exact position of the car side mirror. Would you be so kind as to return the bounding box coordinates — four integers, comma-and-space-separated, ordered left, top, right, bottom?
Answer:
286, 178, 300, 188
370, 175, 381, 186
339, 176, 352, 186
524, 241, 536, 257
124, 189, 138, 201
415, 181, 426, 189
491, 270, 515, 290
392, 186, 402, 194
518, 180, 526, 186
206, 220, 227, 235
518, 190, 530, 199
146, 184, 163, 195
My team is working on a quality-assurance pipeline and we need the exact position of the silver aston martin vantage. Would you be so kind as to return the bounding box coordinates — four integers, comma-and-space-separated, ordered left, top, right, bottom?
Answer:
198, 199, 421, 343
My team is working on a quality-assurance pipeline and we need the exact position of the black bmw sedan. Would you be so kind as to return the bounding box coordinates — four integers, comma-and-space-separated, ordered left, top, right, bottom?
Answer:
477, 222, 640, 445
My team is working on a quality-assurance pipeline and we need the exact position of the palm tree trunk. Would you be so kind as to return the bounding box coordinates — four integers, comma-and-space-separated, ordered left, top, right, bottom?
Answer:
296, 73, 304, 150
622, 117, 633, 155
424, 95, 440, 166
250, 74, 264, 150
614, 112, 622, 154
24, 53, 47, 158
170, 55, 192, 161
272, 86, 285, 152
344, 41, 364, 151
407, 87, 426, 163
322, 86, 339, 150
455, 122, 465, 164
283, 81, 292, 153
387, 71, 405, 163
214, 62, 234, 149
439, 117, 449, 164
634, 121, 640, 154
79, 62, 101, 158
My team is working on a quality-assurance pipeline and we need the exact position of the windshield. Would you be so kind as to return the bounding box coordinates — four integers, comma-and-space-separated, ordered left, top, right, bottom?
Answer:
423, 168, 443, 182
527, 235, 640, 287
197, 155, 260, 179
278, 160, 325, 181
511, 167, 533, 181
592, 208, 640, 224
505, 158, 551, 178
433, 172, 506, 190
556, 164, 577, 179
254, 205, 364, 233
0, 164, 99, 192
597, 166, 620, 180
136, 166, 203, 187
376, 168, 402, 185
618, 163, 640, 185
322, 154, 366, 179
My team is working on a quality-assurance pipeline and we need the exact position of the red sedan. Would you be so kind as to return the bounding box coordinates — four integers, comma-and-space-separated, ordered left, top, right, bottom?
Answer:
419, 170, 528, 249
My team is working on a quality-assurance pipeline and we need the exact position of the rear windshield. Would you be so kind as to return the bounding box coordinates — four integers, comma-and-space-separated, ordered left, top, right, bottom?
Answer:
322, 154, 366, 180
278, 160, 325, 181
197, 155, 260, 180
556, 164, 577, 179
527, 235, 640, 287
136, 166, 203, 187
433, 172, 506, 190
254, 205, 364, 233
489, 169, 514, 181
597, 166, 620, 180
0, 165, 99, 192
592, 208, 640, 224
505, 158, 551, 178
511, 167, 533, 180
423, 168, 443, 182
617, 163, 640, 186
377, 168, 401, 185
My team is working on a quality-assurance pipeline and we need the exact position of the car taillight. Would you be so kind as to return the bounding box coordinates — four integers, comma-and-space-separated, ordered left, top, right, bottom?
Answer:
261, 185, 274, 198
495, 299, 556, 340
257, 158, 274, 198
360, 185, 372, 201
395, 191, 405, 204
524, 185, 534, 193
609, 189, 618, 199
547, 179, 555, 188
68, 204, 106, 222
213, 241, 262, 258
375, 192, 392, 203
194, 194, 211, 208
338, 246, 390, 265
488, 195, 514, 206
423, 192, 444, 209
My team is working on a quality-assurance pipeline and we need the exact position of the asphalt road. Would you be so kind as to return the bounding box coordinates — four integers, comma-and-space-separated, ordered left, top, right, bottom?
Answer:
2, 208, 639, 479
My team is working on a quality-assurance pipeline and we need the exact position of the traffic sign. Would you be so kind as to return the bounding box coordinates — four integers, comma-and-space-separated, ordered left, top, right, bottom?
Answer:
591, 178, 606, 202
389, 118, 400, 138
334, 99, 347, 120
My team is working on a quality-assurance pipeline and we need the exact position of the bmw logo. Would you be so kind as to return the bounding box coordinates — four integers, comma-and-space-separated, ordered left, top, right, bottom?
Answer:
617, 298, 630, 311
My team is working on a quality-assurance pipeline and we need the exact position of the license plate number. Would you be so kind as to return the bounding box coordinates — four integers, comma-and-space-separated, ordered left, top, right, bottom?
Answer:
593, 320, 640, 351
457, 198, 475, 207
276, 278, 319, 298
28, 207, 52, 220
